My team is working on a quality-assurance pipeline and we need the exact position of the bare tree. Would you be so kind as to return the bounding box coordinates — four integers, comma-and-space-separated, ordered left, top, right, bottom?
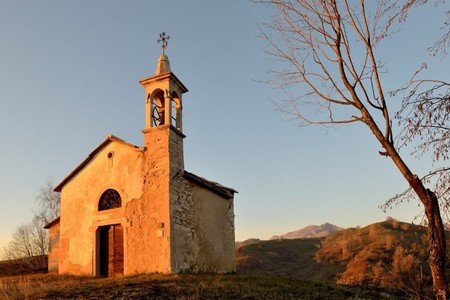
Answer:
1, 181, 60, 273
35, 179, 61, 224
2, 216, 48, 271
257, 0, 447, 298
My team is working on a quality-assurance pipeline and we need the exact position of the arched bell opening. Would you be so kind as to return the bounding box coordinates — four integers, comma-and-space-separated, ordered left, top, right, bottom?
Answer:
147, 88, 183, 132
151, 89, 166, 126
171, 91, 182, 131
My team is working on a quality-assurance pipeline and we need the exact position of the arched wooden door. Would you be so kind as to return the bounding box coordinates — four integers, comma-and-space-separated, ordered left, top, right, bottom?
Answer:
99, 224, 124, 277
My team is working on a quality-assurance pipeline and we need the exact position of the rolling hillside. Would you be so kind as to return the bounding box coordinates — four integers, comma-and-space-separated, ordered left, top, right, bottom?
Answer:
237, 219, 449, 296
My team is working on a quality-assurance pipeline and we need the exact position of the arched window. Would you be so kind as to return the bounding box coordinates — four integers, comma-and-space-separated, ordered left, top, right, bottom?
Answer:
98, 189, 121, 211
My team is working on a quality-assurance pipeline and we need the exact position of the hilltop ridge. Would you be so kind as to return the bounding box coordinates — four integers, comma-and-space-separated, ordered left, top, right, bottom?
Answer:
236, 219, 445, 296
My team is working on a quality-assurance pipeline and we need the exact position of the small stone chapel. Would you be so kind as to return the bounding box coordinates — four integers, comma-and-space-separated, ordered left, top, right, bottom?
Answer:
45, 41, 237, 277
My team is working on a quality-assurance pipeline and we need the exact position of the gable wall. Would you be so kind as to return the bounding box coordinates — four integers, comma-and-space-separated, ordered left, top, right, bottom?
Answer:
58, 142, 144, 275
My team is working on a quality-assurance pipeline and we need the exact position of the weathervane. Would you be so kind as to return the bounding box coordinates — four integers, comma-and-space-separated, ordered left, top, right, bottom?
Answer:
157, 32, 170, 54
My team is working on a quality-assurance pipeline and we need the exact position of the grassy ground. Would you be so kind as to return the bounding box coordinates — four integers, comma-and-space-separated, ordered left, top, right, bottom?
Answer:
0, 273, 406, 300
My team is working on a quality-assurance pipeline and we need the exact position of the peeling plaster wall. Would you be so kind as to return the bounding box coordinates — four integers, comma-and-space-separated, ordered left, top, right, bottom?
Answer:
171, 179, 236, 273
124, 125, 184, 274
58, 142, 144, 275
124, 181, 172, 274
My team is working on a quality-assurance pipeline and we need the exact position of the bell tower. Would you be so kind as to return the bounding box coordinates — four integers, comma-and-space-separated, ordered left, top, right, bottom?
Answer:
141, 53, 187, 133
135, 35, 190, 272
139, 33, 188, 175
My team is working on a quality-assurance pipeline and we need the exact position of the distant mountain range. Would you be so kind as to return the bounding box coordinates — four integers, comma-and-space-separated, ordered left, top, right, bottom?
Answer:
270, 223, 344, 240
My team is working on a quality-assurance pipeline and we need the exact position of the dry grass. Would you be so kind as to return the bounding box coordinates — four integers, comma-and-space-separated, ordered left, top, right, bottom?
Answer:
0, 273, 405, 299
0, 273, 90, 299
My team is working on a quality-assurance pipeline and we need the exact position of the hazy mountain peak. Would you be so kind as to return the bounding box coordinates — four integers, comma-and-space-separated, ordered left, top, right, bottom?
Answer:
270, 223, 344, 240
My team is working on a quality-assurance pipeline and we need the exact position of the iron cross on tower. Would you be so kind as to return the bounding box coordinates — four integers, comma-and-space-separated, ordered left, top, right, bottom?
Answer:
158, 32, 170, 54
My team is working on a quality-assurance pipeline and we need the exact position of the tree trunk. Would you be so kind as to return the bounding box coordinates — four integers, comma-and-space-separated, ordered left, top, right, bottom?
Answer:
386, 159, 448, 299
423, 189, 448, 299
361, 109, 448, 299
388, 157, 448, 299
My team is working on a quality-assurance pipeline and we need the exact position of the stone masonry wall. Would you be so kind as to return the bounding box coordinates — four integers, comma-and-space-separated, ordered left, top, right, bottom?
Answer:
171, 176, 236, 273
170, 175, 198, 272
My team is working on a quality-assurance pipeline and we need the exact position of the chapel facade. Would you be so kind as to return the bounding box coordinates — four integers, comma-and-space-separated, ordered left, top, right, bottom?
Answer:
45, 50, 237, 277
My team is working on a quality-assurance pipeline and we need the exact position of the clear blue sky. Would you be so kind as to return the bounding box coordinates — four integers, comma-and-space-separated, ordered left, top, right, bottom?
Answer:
0, 1, 447, 247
